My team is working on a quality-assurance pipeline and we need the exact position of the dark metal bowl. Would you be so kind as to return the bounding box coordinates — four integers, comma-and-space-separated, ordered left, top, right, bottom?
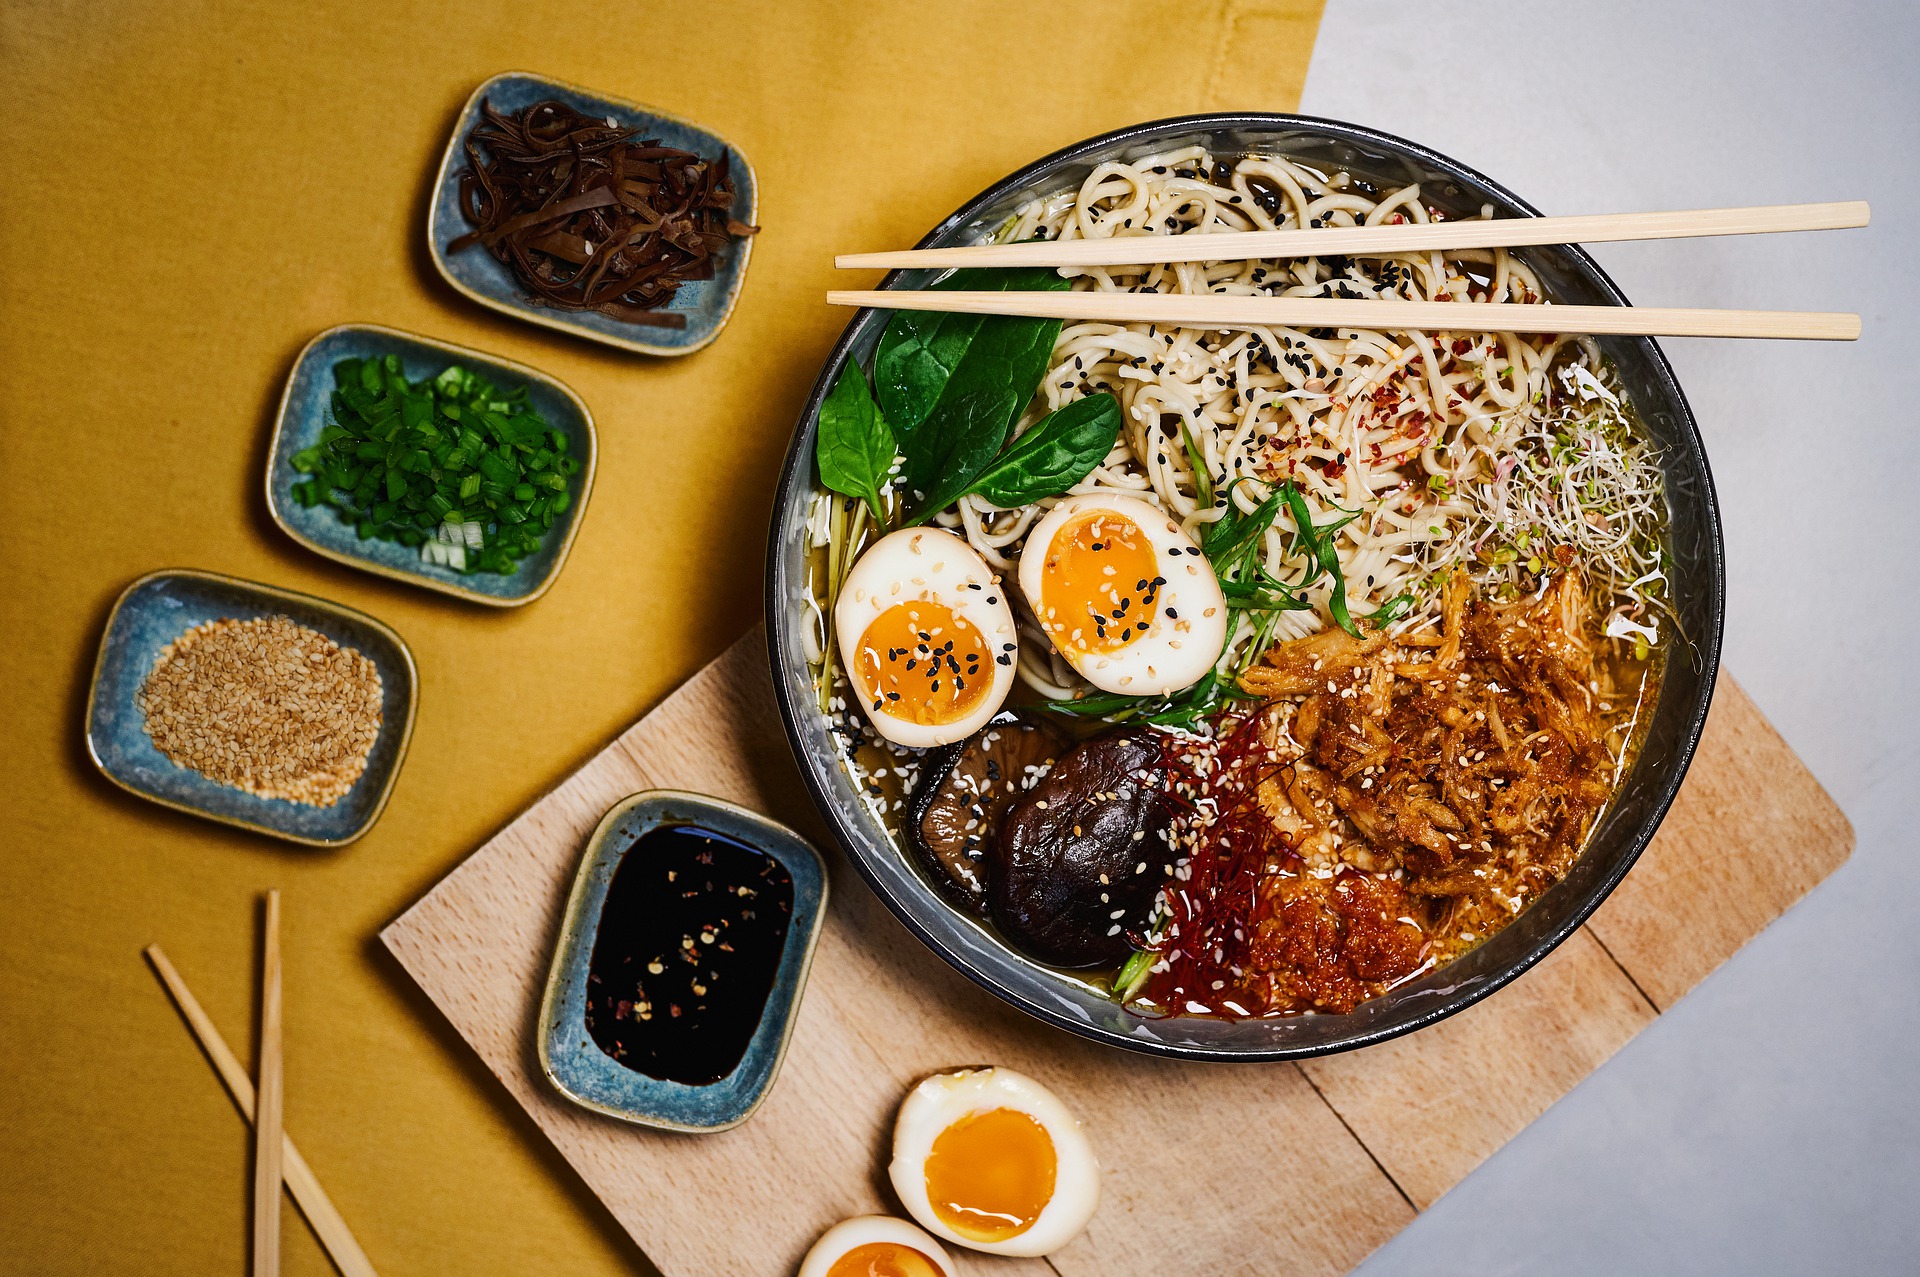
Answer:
764, 114, 1723, 1060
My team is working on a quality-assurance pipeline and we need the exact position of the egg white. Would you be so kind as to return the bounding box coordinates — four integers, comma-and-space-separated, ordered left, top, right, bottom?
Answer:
888, 1066, 1101, 1257
834, 528, 1018, 748
798, 1215, 955, 1277
1017, 493, 1227, 697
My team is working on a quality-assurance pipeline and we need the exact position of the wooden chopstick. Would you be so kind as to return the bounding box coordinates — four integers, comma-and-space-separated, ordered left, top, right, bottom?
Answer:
824, 290, 1860, 341
254, 892, 283, 1277
145, 944, 381, 1277
835, 201, 1869, 270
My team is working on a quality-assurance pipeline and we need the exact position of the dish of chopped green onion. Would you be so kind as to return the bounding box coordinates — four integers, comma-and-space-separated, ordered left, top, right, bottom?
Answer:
286, 355, 581, 575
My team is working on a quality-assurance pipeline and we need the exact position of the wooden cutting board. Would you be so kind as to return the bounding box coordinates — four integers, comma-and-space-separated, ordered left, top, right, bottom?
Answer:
381, 627, 1851, 1276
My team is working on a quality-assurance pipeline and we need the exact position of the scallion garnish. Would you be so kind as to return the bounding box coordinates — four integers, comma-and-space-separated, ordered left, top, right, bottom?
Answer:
288, 355, 581, 575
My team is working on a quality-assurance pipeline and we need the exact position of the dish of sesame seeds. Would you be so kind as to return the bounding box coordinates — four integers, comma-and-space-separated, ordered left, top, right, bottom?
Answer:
136, 616, 384, 808
86, 569, 418, 847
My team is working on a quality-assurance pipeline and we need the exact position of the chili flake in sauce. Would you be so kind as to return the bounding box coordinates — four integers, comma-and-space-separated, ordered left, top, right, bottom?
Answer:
583, 824, 793, 1085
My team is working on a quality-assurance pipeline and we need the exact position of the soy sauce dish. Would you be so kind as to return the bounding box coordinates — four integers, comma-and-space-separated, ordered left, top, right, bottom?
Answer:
538, 791, 827, 1131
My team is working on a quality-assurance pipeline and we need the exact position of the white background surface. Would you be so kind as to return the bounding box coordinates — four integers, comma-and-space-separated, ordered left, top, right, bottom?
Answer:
1300, 3, 1919, 1272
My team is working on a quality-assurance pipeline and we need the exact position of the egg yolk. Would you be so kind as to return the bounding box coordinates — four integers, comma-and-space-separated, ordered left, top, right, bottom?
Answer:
824, 1241, 945, 1277
854, 600, 992, 725
1038, 512, 1162, 656
924, 1106, 1057, 1242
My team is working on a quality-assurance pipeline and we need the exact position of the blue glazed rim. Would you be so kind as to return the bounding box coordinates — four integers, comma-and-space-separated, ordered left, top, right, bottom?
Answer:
537, 790, 829, 1131
265, 322, 598, 607
84, 568, 419, 848
764, 112, 1725, 1061
426, 70, 759, 357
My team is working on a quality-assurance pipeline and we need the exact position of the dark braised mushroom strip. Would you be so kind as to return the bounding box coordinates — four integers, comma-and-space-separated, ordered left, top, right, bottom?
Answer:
449, 98, 759, 327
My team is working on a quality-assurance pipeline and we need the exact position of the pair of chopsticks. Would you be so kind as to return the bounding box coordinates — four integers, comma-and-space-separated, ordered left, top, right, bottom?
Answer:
828, 201, 1867, 340
147, 896, 379, 1277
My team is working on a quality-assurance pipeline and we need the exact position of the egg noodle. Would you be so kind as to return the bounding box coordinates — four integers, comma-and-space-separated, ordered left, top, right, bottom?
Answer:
906, 145, 1671, 700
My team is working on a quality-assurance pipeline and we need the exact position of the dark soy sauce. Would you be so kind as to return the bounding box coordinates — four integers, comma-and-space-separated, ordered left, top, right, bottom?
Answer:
583, 824, 794, 1085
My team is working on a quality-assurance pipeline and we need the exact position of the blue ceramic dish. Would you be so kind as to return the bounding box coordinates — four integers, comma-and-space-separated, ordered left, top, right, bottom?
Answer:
537, 791, 827, 1132
426, 71, 759, 357
85, 569, 419, 847
265, 323, 597, 606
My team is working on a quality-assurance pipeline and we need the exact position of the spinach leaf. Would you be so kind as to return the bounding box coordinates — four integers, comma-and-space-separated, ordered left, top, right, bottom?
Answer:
872, 275, 984, 440
902, 382, 1020, 522
873, 267, 1068, 438
890, 267, 1073, 516
965, 392, 1123, 509
814, 362, 896, 525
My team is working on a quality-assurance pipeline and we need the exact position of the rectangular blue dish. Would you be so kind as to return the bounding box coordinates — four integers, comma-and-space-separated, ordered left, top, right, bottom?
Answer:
538, 791, 827, 1132
265, 323, 597, 606
85, 569, 418, 847
427, 71, 759, 356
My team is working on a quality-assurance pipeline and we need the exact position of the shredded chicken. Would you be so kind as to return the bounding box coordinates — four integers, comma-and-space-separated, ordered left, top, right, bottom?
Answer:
1238, 570, 1641, 966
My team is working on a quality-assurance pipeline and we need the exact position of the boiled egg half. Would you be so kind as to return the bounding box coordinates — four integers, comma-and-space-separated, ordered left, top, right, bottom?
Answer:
1017, 493, 1227, 696
798, 1215, 954, 1277
835, 528, 1018, 748
888, 1066, 1100, 1257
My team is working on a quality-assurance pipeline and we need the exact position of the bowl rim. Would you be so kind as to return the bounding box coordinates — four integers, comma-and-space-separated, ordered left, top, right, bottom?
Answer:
264, 321, 599, 607
424, 69, 759, 358
763, 111, 1725, 1060
84, 566, 421, 848
534, 788, 830, 1131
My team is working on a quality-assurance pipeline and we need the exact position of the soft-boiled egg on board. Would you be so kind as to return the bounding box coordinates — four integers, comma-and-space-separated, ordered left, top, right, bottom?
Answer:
889, 1066, 1100, 1257
1017, 493, 1227, 697
798, 1215, 955, 1277
835, 528, 1018, 748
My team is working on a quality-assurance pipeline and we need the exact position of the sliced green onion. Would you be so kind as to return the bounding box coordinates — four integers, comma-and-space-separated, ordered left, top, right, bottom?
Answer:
290, 357, 578, 575
1114, 949, 1155, 1002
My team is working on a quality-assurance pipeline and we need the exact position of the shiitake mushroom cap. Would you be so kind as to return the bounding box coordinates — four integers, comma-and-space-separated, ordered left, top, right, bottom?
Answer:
905, 710, 1070, 913
989, 728, 1174, 968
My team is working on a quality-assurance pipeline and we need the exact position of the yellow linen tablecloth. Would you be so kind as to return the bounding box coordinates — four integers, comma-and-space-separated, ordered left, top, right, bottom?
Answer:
0, 2, 1320, 1271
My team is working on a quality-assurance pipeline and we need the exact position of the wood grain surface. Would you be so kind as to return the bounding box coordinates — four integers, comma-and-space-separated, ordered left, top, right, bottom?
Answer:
381, 628, 1851, 1275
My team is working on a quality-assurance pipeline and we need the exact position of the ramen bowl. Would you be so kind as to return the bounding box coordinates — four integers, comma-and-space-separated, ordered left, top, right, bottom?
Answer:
764, 114, 1723, 1060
